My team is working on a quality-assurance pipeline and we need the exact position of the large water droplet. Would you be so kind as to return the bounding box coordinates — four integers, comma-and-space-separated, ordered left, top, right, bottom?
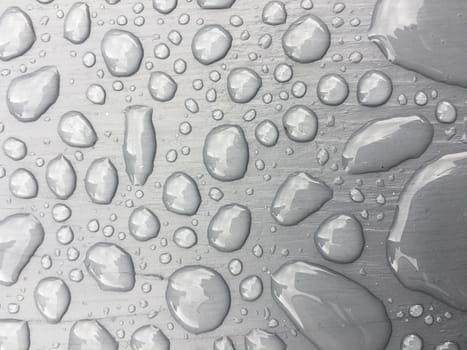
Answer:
0, 7, 35, 61
388, 151, 467, 310
271, 171, 332, 226
34, 277, 71, 323
58, 111, 97, 148
342, 115, 433, 174
131, 325, 170, 350
46, 154, 77, 200
272, 261, 392, 350
85, 242, 135, 292
64, 2, 91, 44
192, 25, 232, 65
163, 172, 201, 215
68, 320, 118, 350
203, 124, 249, 181
282, 14, 330, 63
128, 206, 160, 241
166, 265, 231, 334
245, 329, 285, 350
0, 320, 30, 350
7, 66, 60, 122
123, 105, 156, 186
208, 204, 251, 252
84, 158, 119, 204
101, 29, 143, 77
0, 214, 44, 285
227, 68, 262, 103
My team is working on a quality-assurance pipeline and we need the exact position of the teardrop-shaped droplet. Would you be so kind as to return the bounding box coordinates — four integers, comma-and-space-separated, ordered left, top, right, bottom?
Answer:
203, 124, 249, 181
0, 213, 44, 286
128, 206, 160, 241
68, 320, 118, 350
123, 105, 156, 186
0, 7, 36, 61
314, 214, 365, 263
342, 115, 433, 174
46, 154, 77, 200
271, 171, 332, 226
7, 66, 60, 122
272, 261, 392, 350
85, 242, 135, 292
245, 329, 285, 350
0, 320, 30, 350
64, 2, 91, 44
208, 204, 251, 252
34, 277, 71, 323
282, 14, 330, 63
101, 29, 143, 77
58, 111, 97, 148
84, 158, 118, 204
192, 25, 232, 65
163, 172, 201, 216
131, 325, 170, 350
166, 265, 231, 334
9, 168, 38, 199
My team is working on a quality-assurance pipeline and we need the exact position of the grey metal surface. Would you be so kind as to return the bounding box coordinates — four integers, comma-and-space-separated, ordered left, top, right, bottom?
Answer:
0, 0, 466, 349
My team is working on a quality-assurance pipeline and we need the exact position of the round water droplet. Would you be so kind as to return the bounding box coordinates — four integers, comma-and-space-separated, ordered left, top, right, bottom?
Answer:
9, 168, 38, 199
255, 120, 279, 147
0, 7, 36, 61
163, 172, 201, 215
357, 70, 392, 107
148, 71, 177, 102
227, 68, 262, 103
34, 277, 71, 323
262, 1, 287, 25
58, 111, 97, 148
317, 73, 349, 106
128, 206, 160, 241
192, 25, 232, 65
436, 100, 457, 124
46, 154, 76, 200
3, 137, 27, 161
282, 105, 318, 142
240, 275, 263, 301
173, 226, 198, 248
69, 320, 118, 350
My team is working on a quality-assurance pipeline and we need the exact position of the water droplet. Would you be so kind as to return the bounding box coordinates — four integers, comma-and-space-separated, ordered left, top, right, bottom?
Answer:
343, 115, 433, 174
282, 105, 318, 142
69, 320, 118, 350
7, 66, 60, 122
240, 275, 263, 301
163, 172, 201, 215
208, 204, 251, 252
245, 329, 285, 350
436, 100, 457, 124
123, 105, 156, 186
203, 124, 249, 181
64, 2, 91, 44
56, 225, 74, 245
0, 7, 36, 61
0, 214, 44, 285
401, 334, 423, 350
282, 14, 330, 63
148, 72, 177, 102
262, 1, 287, 25
58, 111, 97, 148
214, 336, 235, 350
192, 25, 232, 65
34, 277, 71, 323
255, 120, 279, 147
435, 341, 460, 350
271, 171, 332, 226
173, 226, 198, 248
86, 84, 106, 105
317, 73, 349, 106
227, 68, 262, 103
166, 265, 231, 334
357, 70, 392, 107
272, 261, 392, 350
0, 320, 30, 350
9, 168, 38, 199
85, 242, 135, 292
3, 137, 27, 160
101, 29, 143, 77
315, 214, 364, 263
46, 154, 76, 199
153, 0, 178, 14
197, 0, 236, 9
84, 158, 119, 204
131, 325, 170, 350
128, 206, 160, 241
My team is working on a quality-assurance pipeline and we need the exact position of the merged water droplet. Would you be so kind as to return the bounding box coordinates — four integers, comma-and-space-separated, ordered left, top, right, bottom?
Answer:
166, 265, 231, 334
282, 105, 318, 142
227, 68, 262, 103
0, 213, 44, 286
148, 71, 177, 102
84, 158, 119, 204
314, 214, 364, 263
342, 115, 433, 174
64, 2, 91, 44
85, 242, 135, 292
271, 172, 332, 226
369, 0, 467, 88
128, 206, 160, 241
46, 154, 77, 200
388, 151, 467, 310
208, 204, 251, 252
282, 14, 330, 63
68, 320, 118, 350
7, 66, 60, 122
272, 261, 392, 350
123, 105, 156, 186
203, 124, 249, 181
0, 7, 36, 61
317, 73, 349, 106
101, 29, 143, 77
34, 277, 71, 323
9, 168, 38, 199
245, 329, 285, 350
131, 325, 170, 350
163, 172, 201, 215
357, 70, 392, 107
192, 25, 232, 65
197, 0, 236, 9
58, 111, 97, 148
0, 320, 30, 350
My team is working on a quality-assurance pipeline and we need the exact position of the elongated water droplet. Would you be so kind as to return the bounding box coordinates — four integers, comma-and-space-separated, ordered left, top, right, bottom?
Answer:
64, 2, 91, 44
46, 154, 76, 200
0, 7, 35, 61
34, 277, 71, 323
84, 158, 119, 204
